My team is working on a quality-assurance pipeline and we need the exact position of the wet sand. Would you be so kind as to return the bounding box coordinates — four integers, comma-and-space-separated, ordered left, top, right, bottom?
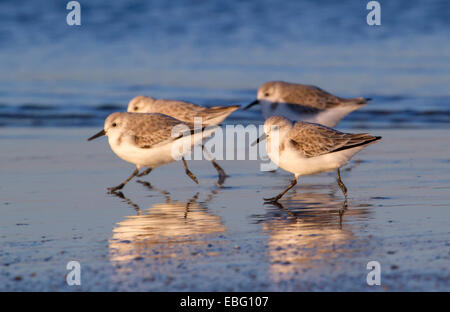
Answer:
0, 127, 449, 291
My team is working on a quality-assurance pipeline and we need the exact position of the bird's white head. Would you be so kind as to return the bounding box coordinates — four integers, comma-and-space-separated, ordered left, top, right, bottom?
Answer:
264, 115, 292, 137
252, 115, 292, 147
87, 112, 131, 141
243, 81, 286, 110
104, 112, 130, 138
127, 95, 156, 113
257, 81, 285, 103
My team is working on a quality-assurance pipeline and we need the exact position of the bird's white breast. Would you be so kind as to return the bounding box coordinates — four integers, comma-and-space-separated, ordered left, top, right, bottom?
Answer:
268, 138, 364, 177
109, 135, 175, 168
107, 126, 218, 168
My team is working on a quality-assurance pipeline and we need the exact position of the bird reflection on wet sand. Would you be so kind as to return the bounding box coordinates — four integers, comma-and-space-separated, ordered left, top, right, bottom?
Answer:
108, 187, 227, 265
253, 184, 371, 284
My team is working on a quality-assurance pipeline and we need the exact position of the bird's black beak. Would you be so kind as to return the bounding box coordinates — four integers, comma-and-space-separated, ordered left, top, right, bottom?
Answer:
251, 133, 267, 146
87, 129, 106, 141
243, 99, 260, 110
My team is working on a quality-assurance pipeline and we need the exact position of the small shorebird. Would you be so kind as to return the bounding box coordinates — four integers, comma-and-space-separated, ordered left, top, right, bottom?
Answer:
254, 116, 381, 202
128, 96, 240, 126
244, 81, 370, 127
127, 95, 240, 185
88, 112, 217, 192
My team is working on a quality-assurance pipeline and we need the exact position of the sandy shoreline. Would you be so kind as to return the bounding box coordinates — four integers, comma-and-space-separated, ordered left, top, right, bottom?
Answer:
0, 127, 449, 291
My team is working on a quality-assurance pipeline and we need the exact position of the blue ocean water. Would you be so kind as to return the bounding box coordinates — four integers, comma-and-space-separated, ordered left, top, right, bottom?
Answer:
0, 0, 449, 127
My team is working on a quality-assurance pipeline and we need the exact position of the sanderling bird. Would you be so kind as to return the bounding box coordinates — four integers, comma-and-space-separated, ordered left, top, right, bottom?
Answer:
128, 96, 240, 125
88, 112, 217, 192
127, 95, 240, 185
244, 81, 370, 127
254, 116, 381, 202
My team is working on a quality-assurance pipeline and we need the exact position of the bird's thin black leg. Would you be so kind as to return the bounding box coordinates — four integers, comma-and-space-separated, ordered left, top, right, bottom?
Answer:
336, 168, 348, 198
202, 145, 227, 186
137, 167, 152, 177
182, 157, 199, 184
264, 178, 298, 202
108, 168, 140, 193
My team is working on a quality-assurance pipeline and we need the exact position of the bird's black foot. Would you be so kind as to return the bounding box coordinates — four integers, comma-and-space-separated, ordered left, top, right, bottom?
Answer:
185, 170, 199, 184
216, 171, 227, 187
264, 195, 282, 203
107, 184, 124, 193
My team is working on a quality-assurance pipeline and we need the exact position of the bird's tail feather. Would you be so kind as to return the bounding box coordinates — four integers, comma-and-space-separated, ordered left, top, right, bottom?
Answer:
331, 135, 381, 153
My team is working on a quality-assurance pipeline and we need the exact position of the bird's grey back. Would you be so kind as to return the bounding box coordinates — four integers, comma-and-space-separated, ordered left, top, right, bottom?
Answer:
278, 82, 344, 110
288, 121, 379, 157
153, 99, 207, 122
124, 113, 190, 148
153, 99, 238, 125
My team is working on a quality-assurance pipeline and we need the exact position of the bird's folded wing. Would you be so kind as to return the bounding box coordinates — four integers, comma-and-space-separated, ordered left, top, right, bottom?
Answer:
282, 84, 342, 109
156, 100, 201, 113
129, 114, 192, 149
154, 100, 203, 122
289, 122, 378, 157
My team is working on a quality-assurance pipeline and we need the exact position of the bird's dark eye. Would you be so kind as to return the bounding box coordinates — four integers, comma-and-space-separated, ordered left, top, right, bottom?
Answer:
112, 122, 117, 127
265, 93, 270, 97
134, 107, 138, 111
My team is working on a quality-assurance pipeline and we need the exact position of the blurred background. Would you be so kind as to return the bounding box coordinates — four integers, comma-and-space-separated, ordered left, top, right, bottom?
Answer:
0, 0, 449, 128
